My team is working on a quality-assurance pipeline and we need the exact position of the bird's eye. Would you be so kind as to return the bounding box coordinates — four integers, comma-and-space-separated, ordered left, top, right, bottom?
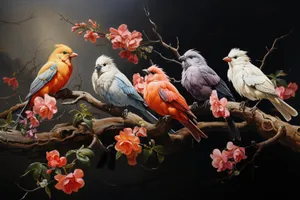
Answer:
103, 63, 106, 66
63, 51, 67, 54
233, 56, 238, 59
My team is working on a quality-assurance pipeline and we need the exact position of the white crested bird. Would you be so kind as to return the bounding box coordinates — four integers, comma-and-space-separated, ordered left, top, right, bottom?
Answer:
223, 48, 298, 121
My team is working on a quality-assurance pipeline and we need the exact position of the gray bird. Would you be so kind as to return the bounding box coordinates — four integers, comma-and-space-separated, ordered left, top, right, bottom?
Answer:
179, 49, 241, 141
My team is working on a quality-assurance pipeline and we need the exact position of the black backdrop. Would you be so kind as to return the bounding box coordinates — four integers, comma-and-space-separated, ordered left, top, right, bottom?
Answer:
0, 0, 300, 199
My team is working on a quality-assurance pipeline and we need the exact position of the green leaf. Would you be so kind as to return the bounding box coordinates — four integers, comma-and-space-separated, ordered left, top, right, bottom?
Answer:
276, 78, 288, 87
65, 149, 77, 158
115, 151, 122, 160
72, 114, 82, 127
157, 153, 164, 163
21, 162, 42, 177
141, 46, 153, 53
152, 145, 165, 155
32, 168, 42, 180
83, 117, 93, 130
233, 170, 240, 176
271, 79, 277, 87
267, 73, 276, 79
7, 111, 12, 123
78, 148, 94, 158
76, 152, 90, 165
55, 168, 61, 174
275, 70, 287, 77
45, 186, 51, 199
41, 165, 51, 181
0, 122, 8, 128
142, 54, 147, 60
143, 148, 152, 163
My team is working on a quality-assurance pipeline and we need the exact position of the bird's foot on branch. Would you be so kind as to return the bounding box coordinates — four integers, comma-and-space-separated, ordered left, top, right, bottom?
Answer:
249, 100, 261, 117
191, 102, 199, 110
202, 100, 211, 109
163, 115, 172, 123
239, 100, 249, 111
122, 108, 128, 118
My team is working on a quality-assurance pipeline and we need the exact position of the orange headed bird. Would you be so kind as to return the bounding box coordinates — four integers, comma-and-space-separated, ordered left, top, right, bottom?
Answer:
16, 44, 78, 123
142, 65, 208, 142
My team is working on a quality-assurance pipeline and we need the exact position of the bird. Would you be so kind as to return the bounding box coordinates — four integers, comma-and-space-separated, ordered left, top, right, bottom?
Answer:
179, 49, 241, 141
16, 44, 78, 123
91, 55, 158, 124
223, 48, 298, 121
142, 65, 208, 142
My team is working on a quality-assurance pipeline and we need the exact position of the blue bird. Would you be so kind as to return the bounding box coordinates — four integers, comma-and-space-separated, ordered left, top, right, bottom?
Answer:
91, 55, 158, 124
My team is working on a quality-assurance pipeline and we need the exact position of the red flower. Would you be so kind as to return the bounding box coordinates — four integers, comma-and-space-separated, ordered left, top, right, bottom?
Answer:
115, 128, 142, 165
54, 169, 85, 194
128, 54, 139, 64
3, 77, 18, 90
209, 90, 230, 118
46, 150, 67, 168
225, 141, 247, 163
119, 50, 139, 64
84, 30, 100, 43
276, 82, 298, 100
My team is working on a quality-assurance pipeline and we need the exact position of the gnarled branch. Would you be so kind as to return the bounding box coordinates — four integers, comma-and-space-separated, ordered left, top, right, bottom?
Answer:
0, 89, 300, 153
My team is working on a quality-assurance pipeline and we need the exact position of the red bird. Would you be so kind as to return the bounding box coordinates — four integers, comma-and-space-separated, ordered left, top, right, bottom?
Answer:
142, 65, 208, 142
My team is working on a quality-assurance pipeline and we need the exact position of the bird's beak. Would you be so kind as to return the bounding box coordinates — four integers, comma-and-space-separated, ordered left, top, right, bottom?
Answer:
223, 56, 232, 62
142, 69, 150, 75
95, 65, 102, 71
178, 55, 186, 61
70, 52, 78, 58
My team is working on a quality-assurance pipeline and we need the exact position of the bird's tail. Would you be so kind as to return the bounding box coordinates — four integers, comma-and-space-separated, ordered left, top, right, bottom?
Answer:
224, 117, 241, 141
15, 99, 30, 125
180, 119, 208, 142
269, 97, 298, 121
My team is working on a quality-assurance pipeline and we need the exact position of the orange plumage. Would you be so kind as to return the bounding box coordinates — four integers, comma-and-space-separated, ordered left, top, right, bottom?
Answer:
16, 44, 78, 122
142, 65, 208, 142
28, 44, 78, 105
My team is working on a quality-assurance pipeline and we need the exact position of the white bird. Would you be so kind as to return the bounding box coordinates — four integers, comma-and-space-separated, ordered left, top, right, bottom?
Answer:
91, 55, 158, 123
223, 48, 298, 121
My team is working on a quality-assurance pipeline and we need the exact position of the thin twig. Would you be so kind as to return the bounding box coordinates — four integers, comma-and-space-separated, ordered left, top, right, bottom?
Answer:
259, 31, 292, 69
0, 13, 35, 25
153, 49, 181, 65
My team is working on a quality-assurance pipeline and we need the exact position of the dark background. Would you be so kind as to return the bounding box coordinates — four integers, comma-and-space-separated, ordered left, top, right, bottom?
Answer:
0, 0, 300, 199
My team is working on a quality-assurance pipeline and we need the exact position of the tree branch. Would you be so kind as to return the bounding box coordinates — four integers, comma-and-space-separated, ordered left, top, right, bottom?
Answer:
259, 31, 292, 69
0, 13, 35, 25
1, 89, 300, 153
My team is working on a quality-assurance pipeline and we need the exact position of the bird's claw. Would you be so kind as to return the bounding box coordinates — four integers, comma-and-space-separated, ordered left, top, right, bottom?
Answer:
163, 115, 172, 123
239, 101, 248, 111
122, 108, 128, 118
191, 102, 199, 110
250, 106, 257, 117
202, 100, 210, 108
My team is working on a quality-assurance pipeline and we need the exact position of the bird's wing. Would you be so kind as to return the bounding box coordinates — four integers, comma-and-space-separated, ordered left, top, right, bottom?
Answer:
114, 73, 145, 102
199, 65, 220, 86
159, 82, 197, 119
197, 65, 235, 101
25, 62, 57, 100
242, 63, 277, 95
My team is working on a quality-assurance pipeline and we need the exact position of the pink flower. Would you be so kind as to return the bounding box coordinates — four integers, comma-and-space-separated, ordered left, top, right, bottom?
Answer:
71, 23, 80, 32
209, 90, 230, 118
80, 22, 87, 27
109, 24, 142, 51
19, 118, 28, 126
133, 126, 147, 137
132, 73, 145, 94
128, 54, 139, 64
33, 94, 58, 120
84, 30, 100, 43
225, 141, 247, 163
26, 128, 37, 139
210, 149, 233, 172
78, 31, 84, 36
88, 19, 97, 28
126, 30, 143, 51
25, 110, 40, 128
3, 77, 19, 90
276, 82, 298, 100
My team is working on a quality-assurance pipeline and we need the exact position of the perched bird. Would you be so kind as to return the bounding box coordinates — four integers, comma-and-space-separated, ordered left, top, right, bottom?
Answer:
223, 48, 298, 121
179, 49, 241, 141
142, 65, 208, 142
91, 55, 158, 124
16, 44, 78, 123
